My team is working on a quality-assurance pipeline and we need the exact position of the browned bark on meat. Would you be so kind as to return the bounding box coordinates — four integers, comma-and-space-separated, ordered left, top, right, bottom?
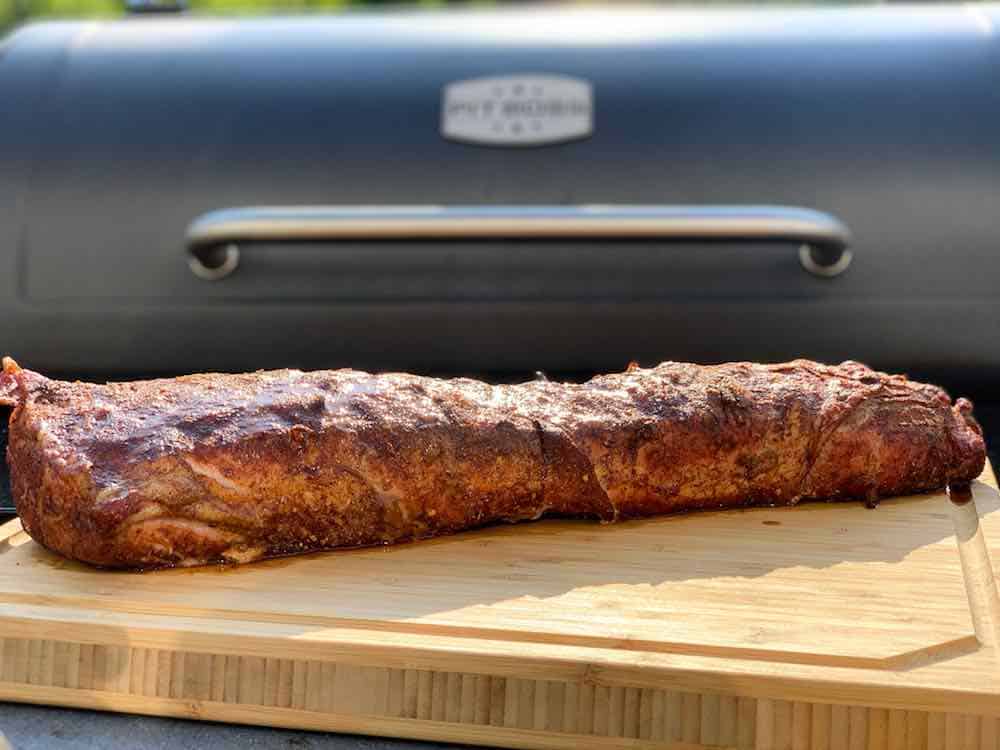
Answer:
0, 356, 986, 569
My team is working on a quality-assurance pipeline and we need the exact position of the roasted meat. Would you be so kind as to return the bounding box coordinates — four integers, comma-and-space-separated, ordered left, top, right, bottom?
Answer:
0, 357, 986, 569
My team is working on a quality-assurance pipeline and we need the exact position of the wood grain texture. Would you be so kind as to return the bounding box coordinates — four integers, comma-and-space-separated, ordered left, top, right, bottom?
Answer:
0, 464, 998, 748
3, 641, 999, 750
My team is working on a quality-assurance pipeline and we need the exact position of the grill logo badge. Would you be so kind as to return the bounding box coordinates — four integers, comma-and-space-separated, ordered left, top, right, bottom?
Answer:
441, 75, 593, 147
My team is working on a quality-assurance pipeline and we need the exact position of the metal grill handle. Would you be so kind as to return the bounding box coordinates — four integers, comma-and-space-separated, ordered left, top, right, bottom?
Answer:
185, 205, 853, 281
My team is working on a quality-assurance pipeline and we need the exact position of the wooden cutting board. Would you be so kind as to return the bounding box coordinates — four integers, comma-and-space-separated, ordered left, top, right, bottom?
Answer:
1, 463, 999, 750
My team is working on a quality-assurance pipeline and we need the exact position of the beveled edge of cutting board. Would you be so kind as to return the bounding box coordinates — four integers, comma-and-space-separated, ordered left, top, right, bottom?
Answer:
0, 575, 984, 673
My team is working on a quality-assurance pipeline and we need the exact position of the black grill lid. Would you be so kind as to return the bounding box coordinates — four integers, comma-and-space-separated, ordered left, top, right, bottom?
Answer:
0, 7, 998, 381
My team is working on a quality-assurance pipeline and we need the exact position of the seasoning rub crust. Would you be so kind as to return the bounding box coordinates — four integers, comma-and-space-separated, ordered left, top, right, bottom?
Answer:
0, 357, 985, 569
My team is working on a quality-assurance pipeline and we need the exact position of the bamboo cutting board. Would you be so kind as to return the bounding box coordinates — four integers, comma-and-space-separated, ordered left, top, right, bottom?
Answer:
1, 463, 999, 750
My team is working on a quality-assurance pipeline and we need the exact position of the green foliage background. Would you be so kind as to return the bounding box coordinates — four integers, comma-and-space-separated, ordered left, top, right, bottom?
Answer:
0, 0, 483, 33
0, 0, 891, 35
